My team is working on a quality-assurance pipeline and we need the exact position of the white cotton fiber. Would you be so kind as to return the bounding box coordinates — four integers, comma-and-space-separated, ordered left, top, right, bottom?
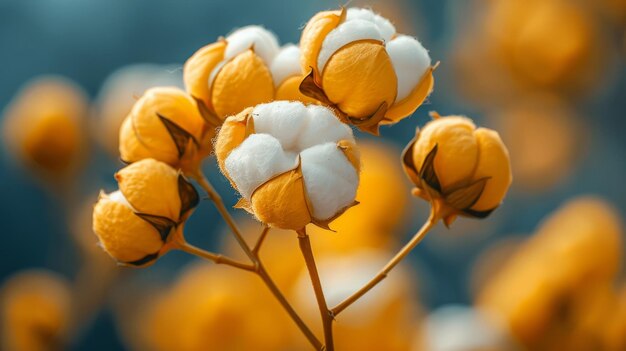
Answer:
225, 134, 298, 200
270, 44, 302, 86
317, 19, 384, 72
346, 8, 396, 43
251, 101, 310, 151
300, 143, 358, 220
386, 35, 431, 101
297, 105, 354, 150
108, 190, 132, 209
224, 25, 280, 65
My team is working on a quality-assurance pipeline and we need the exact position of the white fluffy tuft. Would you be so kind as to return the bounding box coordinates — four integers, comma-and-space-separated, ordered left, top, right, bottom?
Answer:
224, 25, 280, 64
225, 133, 298, 200
317, 19, 384, 72
270, 44, 302, 86
298, 105, 354, 150
300, 142, 358, 220
252, 101, 310, 151
108, 190, 132, 209
346, 8, 396, 43
387, 35, 431, 101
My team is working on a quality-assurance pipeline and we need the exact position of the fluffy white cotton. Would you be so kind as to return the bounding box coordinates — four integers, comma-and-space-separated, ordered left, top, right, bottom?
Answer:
108, 190, 133, 209
317, 19, 384, 72
252, 101, 310, 150
420, 306, 511, 351
387, 35, 431, 101
300, 143, 358, 220
224, 25, 280, 64
225, 134, 298, 200
298, 105, 354, 150
346, 8, 396, 43
270, 44, 302, 86
294, 250, 410, 325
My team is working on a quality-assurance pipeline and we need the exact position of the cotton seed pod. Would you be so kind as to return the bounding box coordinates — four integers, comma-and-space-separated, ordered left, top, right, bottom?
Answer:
402, 113, 512, 226
92, 159, 199, 267
185, 26, 317, 121
299, 7, 435, 134
119, 86, 211, 174
2, 76, 88, 180
215, 100, 360, 230
0, 270, 72, 351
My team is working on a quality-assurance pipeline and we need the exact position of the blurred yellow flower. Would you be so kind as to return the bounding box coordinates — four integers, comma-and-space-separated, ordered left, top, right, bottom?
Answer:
2, 76, 88, 181
299, 7, 434, 134
119, 87, 211, 174
215, 101, 360, 231
0, 270, 72, 351
92, 159, 199, 266
402, 113, 512, 225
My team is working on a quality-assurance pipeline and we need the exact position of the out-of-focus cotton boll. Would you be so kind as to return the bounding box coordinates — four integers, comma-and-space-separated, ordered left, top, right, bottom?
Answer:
2, 76, 89, 182
293, 250, 421, 351
307, 140, 410, 254
478, 196, 623, 349
490, 95, 584, 192
300, 7, 435, 134
417, 305, 515, 351
0, 270, 72, 351
93, 64, 183, 157
215, 101, 360, 231
137, 263, 293, 351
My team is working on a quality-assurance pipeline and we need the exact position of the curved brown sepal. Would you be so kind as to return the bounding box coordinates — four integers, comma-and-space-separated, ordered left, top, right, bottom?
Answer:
443, 177, 490, 211
299, 68, 332, 105
401, 133, 420, 185
121, 252, 160, 267
311, 200, 360, 232
463, 207, 496, 219
157, 113, 199, 159
192, 95, 222, 127
134, 212, 177, 241
348, 102, 388, 136
419, 144, 442, 193
177, 172, 200, 219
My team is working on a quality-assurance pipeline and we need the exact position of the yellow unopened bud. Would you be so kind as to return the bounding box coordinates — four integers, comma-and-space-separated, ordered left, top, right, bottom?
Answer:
0, 270, 71, 351
2, 76, 88, 180
403, 113, 512, 225
215, 101, 360, 230
92, 159, 199, 266
299, 7, 435, 134
119, 87, 210, 173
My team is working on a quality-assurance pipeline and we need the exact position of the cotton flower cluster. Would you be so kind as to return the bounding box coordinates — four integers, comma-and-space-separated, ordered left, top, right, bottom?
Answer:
300, 8, 435, 134
184, 26, 313, 120
215, 100, 360, 230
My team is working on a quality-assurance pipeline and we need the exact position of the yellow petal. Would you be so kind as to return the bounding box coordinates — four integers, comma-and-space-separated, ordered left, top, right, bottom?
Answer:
299, 9, 344, 84
93, 194, 163, 263
412, 116, 479, 190
385, 69, 434, 123
115, 159, 182, 220
214, 107, 253, 176
322, 40, 397, 118
183, 41, 226, 112
274, 75, 319, 104
211, 50, 274, 119
251, 169, 311, 230
470, 128, 512, 211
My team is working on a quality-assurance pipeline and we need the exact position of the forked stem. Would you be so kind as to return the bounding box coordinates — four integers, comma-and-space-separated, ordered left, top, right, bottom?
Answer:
331, 209, 439, 316
177, 241, 255, 271
190, 170, 323, 351
297, 228, 334, 351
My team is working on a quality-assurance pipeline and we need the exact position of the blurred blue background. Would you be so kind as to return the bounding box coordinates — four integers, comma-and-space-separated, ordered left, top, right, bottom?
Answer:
0, 0, 624, 350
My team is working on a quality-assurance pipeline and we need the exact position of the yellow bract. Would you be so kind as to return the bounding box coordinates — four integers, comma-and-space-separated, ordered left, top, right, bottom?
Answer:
2, 76, 88, 180
119, 87, 208, 173
403, 114, 512, 222
0, 270, 71, 351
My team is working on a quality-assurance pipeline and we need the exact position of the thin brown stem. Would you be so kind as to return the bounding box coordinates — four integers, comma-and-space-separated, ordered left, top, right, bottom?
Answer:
297, 228, 334, 351
178, 241, 256, 271
253, 225, 270, 255
331, 209, 439, 316
190, 170, 323, 351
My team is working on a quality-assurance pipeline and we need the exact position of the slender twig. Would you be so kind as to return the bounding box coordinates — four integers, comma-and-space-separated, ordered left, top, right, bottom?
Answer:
190, 171, 323, 351
331, 209, 439, 316
253, 225, 270, 255
177, 241, 255, 271
297, 228, 334, 351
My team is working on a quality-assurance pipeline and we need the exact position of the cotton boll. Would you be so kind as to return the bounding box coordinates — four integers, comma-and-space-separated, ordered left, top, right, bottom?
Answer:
318, 19, 384, 72
108, 190, 132, 209
297, 105, 354, 150
387, 35, 431, 101
224, 25, 280, 64
346, 8, 396, 43
270, 44, 302, 87
300, 143, 358, 220
252, 101, 309, 150
225, 134, 297, 199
